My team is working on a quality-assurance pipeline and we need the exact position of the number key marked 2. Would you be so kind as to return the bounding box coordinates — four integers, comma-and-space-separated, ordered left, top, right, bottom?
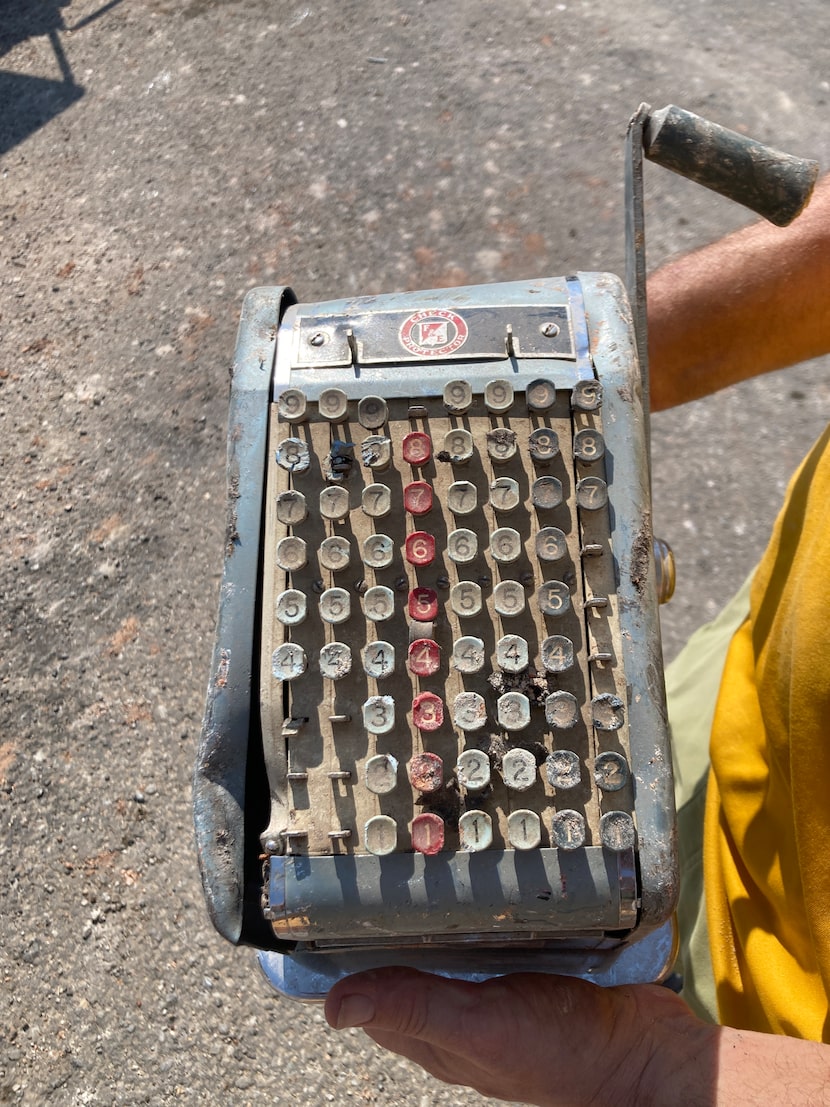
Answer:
408, 753, 444, 794
456, 748, 491, 791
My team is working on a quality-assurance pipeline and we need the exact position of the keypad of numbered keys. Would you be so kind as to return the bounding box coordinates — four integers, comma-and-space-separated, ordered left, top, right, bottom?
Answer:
263, 376, 637, 859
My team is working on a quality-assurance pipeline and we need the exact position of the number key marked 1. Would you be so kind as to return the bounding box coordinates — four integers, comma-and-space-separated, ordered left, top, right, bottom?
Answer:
408, 753, 444, 794
402, 431, 432, 466
413, 691, 444, 732
403, 480, 433, 515
412, 812, 445, 855
459, 810, 493, 852
405, 531, 435, 566
405, 586, 436, 622
408, 638, 441, 677
551, 809, 586, 850
507, 809, 541, 850
364, 814, 398, 856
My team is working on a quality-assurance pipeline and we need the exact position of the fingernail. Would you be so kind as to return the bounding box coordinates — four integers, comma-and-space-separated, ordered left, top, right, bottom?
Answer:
334, 993, 375, 1029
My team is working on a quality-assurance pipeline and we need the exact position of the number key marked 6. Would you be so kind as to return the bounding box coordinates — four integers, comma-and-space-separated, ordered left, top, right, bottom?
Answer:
405, 531, 435, 567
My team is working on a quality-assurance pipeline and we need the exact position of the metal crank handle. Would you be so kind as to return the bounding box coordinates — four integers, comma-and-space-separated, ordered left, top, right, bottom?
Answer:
644, 104, 819, 226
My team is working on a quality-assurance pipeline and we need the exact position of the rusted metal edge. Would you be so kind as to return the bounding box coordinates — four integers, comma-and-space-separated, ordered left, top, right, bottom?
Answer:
193, 286, 296, 946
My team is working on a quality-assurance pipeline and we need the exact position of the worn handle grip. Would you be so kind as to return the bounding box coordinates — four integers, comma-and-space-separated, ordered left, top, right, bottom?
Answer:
645, 104, 819, 226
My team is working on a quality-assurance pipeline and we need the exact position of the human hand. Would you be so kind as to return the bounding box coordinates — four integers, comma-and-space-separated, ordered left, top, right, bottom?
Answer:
325, 967, 715, 1106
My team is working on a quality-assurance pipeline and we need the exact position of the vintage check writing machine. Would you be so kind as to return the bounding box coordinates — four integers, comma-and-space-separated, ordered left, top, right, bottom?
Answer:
194, 105, 817, 1000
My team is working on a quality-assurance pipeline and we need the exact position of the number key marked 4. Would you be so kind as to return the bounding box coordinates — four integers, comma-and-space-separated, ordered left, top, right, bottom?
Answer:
408, 638, 441, 677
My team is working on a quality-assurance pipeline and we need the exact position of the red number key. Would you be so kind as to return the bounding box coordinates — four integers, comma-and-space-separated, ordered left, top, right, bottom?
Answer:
405, 530, 435, 566
402, 431, 431, 466
409, 587, 438, 621
403, 480, 433, 515
411, 812, 445, 855
408, 752, 444, 792
412, 691, 444, 731
408, 638, 441, 676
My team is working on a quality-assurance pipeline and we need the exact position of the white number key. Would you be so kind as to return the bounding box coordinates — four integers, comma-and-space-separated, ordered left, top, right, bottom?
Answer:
458, 810, 493, 852
452, 636, 486, 673
447, 528, 477, 563
502, 747, 537, 789
447, 481, 477, 515
490, 527, 522, 563
493, 580, 525, 617
453, 692, 487, 731
275, 589, 307, 626
362, 695, 395, 734
507, 809, 541, 850
455, 749, 491, 791
271, 643, 307, 681
362, 640, 395, 678
496, 634, 528, 673
319, 587, 351, 624
319, 485, 350, 520
318, 642, 352, 679
489, 477, 520, 511
497, 692, 531, 731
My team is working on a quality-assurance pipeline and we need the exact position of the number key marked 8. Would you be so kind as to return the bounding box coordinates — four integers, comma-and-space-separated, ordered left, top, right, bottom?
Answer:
401, 431, 431, 467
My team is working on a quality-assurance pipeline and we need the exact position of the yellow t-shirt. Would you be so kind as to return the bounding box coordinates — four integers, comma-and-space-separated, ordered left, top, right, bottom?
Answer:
705, 424, 830, 1039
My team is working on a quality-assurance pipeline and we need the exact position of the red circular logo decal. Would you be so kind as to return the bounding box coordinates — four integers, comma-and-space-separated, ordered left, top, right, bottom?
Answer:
399, 309, 469, 357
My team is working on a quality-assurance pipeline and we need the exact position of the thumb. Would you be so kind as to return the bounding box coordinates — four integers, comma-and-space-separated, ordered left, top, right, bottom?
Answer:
324, 966, 480, 1051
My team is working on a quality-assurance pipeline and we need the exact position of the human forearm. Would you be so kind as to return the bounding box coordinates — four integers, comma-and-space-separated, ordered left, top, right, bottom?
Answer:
648, 174, 830, 411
